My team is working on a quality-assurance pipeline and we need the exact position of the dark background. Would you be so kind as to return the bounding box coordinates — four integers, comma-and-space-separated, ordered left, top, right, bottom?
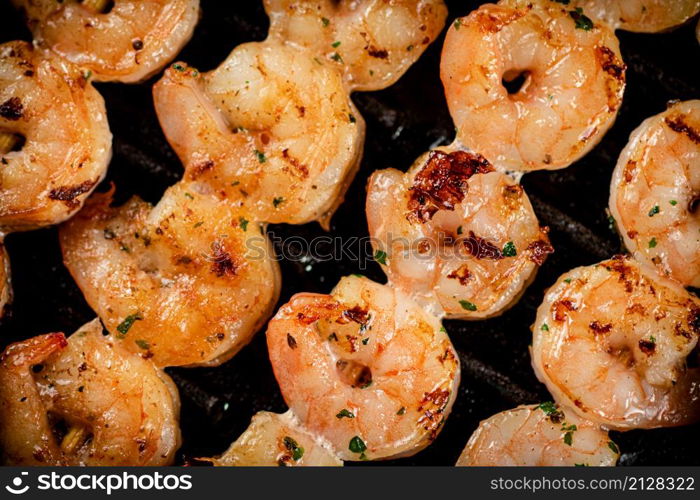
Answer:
1, 0, 698, 465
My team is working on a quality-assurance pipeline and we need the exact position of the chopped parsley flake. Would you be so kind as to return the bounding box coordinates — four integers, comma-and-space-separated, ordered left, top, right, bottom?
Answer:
649, 237, 657, 248
608, 441, 619, 454
502, 241, 517, 257
349, 436, 367, 454
457, 225, 463, 235
362, 337, 369, 345
116, 313, 143, 337
172, 63, 185, 72
374, 250, 388, 265
397, 406, 406, 416
254, 149, 266, 163
541, 323, 550, 332
459, 300, 477, 311
239, 217, 249, 231
349, 113, 356, 123
321, 17, 330, 27
336, 409, 355, 419
570, 8, 594, 30
453, 19, 462, 30
330, 52, 343, 63
135, 339, 150, 350
283, 436, 304, 461
648, 205, 660, 217
273, 196, 285, 208
670, 200, 678, 206
331, 41, 341, 48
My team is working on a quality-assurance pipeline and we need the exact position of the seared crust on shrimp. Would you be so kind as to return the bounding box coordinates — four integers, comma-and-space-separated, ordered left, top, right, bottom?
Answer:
457, 404, 620, 466
609, 100, 700, 287
207, 411, 342, 467
0, 41, 111, 232
265, 0, 447, 91
441, 0, 625, 171
60, 183, 281, 367
0, 320, 181, 466
532, 256, 700, 430
153, 42, 364, 227
267, 276, 460, 461
570, 0, 700, 33
367, 149, 552, 319
13, 0, 200, 83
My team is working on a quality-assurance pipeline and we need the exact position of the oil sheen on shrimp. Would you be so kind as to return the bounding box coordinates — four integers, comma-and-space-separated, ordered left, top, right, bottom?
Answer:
0, 41, 111, 232
154, 2, 445, 227
532, 256, 700, 430
456, 404, 620, 466
60, 183, 281, 367
367, 149, 552, 319
609, 100, 700, 288
570, 0, 700, 33
441, 0, 625, 171
267, 275, 460, 461
207, 411, 342, 467
0, 319, 181, 466
12, 0, 200, 83
265, 0, 448, 90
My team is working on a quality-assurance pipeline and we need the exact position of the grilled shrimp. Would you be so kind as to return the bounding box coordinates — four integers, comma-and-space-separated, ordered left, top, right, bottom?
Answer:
267, 275, 460, 461
12, 0, 200, 83
265, 0, 447, 91
570, 0, 700, 33
531, 256, 700, 430
441, 0, 625, 171
0, 41, 111, 232
0, 319, 181, 466
609, 100, 700, 288
59, 183, 281, 367
153, 41, 364, 227
456, 404, 619, 466
208, 411, 342, 467
367, 149, 552, 319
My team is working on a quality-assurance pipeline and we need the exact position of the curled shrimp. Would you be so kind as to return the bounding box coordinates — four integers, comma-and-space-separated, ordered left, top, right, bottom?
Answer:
265, 0, 448, 91
609, 100, 700, 288
154, 2, 445, 227
59, 183, 281, 367
12, 0, 200, 83
569, 0, 700, 33
367, 149, 552, 319
207, 410, 342, 467
0, 319, 181, 466
441, 0, 625, 171
0, 242, 10, 317
267, 275, 460, 461
0, 41, 111, 232
153, 42, 364, 227
456, 404, 620, 466
531, 256, 700, 430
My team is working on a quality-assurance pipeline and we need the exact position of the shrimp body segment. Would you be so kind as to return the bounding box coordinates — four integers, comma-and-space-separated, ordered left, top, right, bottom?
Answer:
441, 0, 625, 171
0, 41, 111, 232
609, 100, 700, 288
532, 256, 700, 430
367, 149, 552, 319
0, 243, 10, 317
0, 319, 181, 466
153, 42, 364, 226
267, 275, 460, 461
12, 0, 200, 83
570, 0, 700, 33
60, 183, 281, 368
457, 404, 620, 466
208, 411, 342, 467
265, 0, 448, 91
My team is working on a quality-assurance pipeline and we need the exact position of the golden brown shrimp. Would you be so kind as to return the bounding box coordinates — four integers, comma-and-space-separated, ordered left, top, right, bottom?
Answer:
456, 404, 620, 466
0, 242, 10, 318
12, 0, 200, 83
59, 182, 281, 367
0, 41, 111, 233
609, 100, 700, 288
207, 411, 342, 467
267, 275, 460, 461
0, 319, 181, 466
154, 2, 445, 227
531, 256, 700, 430
570, 0, 700, 33
265, 0, 447, 90
153, 42, 364, 227
441, 0, 625, 171
367, 149, 552, 319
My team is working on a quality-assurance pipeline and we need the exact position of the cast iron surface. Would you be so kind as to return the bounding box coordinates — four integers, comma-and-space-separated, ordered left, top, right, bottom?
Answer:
1, 0, 698, 465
